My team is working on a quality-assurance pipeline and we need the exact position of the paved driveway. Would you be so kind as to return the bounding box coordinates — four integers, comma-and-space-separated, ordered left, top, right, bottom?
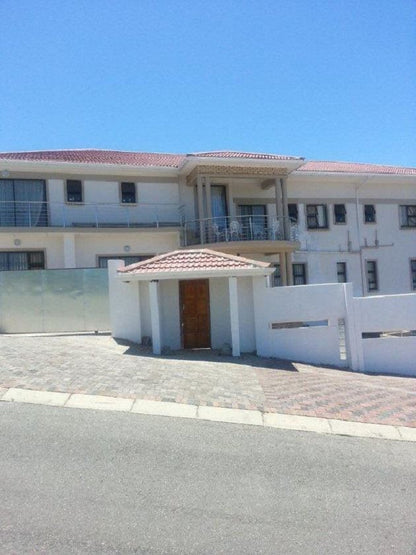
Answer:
1, 334, 415, 427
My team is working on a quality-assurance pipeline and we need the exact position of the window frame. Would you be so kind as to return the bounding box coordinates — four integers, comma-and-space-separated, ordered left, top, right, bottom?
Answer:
97, 254, 153, 268
65, 180, 83, 204
366, 260, 379, 292
336, 261, 347, 283
272, 263, 281, 287
410, 259, 416, 290
306, 204, 328, 230
292, 262, 307, 285
120, 182, 137, 205
0, 250, 45, 271
333, 204, 347, 225
364, 204, 376, 224
399, 205, 416, 228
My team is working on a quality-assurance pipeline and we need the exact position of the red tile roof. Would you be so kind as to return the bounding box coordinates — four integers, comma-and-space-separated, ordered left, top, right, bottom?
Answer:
0, 149, 184, 168
119, 249, 271, 275
298, 160, 416, 176
188, 151, 303, 161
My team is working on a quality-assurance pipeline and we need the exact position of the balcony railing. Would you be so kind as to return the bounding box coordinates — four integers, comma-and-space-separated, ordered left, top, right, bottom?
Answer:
181, 215, 299, 247
0, 201, 181, 229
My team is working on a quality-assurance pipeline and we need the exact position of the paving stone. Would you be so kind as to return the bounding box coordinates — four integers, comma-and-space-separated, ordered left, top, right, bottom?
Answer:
0, 335, 415, 429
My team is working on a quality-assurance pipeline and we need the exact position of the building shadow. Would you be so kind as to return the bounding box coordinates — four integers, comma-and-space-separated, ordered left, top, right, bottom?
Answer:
113, 337, 298, 372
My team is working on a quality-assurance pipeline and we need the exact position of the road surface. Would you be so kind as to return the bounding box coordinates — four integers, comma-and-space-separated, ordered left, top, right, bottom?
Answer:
1, 402, 415, 554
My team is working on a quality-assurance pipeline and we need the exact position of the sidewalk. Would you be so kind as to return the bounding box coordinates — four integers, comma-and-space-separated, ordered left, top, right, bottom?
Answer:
0, 334, 415, 431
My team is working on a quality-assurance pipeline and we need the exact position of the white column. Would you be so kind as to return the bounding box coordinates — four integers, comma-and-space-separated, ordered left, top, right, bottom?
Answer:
197, 175, 205, 244
281, 177, 290, 240
108, 260, 141, 343
274, 178, 283, 225
149, 280, 162, 355
228, 277, 240, 357
285, 252, 294, 285
343, 283, 364, 371
63, 233, 76, 268
280, 252, 287, 286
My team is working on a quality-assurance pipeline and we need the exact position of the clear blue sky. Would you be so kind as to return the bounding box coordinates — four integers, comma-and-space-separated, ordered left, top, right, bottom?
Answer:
1, 0, 415, 166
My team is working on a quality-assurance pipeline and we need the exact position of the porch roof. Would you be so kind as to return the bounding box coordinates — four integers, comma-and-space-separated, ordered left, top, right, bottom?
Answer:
117, 248, 274, 281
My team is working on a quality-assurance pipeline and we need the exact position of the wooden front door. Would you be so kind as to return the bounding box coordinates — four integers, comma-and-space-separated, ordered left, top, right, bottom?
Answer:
180, 279, 211, 349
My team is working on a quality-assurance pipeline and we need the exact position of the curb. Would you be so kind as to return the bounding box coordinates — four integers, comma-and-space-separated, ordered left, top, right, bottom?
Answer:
1, 387, 415, 442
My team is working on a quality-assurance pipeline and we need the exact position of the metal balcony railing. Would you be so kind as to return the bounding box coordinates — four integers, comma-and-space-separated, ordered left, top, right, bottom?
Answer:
0, 201, 181, 229
181, 215, 299, 246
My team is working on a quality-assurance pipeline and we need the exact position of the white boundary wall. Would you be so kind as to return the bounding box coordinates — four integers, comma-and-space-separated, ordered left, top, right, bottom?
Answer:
354, 294, 416, 376
252, 279, 349, 367
108, 262, 416, 376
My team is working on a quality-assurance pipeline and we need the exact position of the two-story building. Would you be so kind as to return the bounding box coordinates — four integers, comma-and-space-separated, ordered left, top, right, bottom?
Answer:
0, 149, 415, 296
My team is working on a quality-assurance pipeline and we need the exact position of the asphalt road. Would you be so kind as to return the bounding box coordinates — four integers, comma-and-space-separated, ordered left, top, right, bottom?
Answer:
1, 403, 415, 555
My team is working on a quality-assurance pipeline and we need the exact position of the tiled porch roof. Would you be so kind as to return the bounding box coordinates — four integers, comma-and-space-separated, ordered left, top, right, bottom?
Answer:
118, 249, 271, 275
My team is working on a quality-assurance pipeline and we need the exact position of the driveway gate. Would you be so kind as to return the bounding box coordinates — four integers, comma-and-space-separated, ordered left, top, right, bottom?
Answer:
0, 268, 110, 333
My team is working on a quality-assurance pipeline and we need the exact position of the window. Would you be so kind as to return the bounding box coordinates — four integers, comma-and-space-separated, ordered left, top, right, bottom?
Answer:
211, 185, 228, 228
400, 205, 416, 228
272, 263, 281, 287
238, 205, 266, 238
366, 260, 378, 291
306, 204, 328, 229
411, 259, 416, 290
0, 179, 47, 227
121, 182, 136, 204
98, 255, 152, 268
334, 204, 346, 224
337, 262, 347, 283
364, 204, 376, 223
0, 251, 45, 271
66, 180, 83, 203
288, 203, 298, 223
293, 263, 307, 285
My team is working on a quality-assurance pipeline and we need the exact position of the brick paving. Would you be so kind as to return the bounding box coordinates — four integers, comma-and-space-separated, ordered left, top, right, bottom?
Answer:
0, 334, 415, 427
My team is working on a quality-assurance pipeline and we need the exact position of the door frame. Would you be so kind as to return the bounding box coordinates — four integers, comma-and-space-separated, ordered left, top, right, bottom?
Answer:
179, 278, 211, 349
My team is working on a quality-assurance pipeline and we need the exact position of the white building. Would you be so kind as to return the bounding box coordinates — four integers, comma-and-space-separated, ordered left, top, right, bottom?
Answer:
0, 149, 415, 296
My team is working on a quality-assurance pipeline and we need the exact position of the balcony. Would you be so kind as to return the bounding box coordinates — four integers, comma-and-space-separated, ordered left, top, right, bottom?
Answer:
181, 215, 299, 253
0, 201, 181, 229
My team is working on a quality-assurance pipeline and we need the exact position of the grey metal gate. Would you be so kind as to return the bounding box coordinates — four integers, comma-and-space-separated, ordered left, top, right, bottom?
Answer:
0, 268, 110, 333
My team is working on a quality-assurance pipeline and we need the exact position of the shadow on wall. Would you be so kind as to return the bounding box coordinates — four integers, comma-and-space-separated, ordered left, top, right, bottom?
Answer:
113, 337, 298, 371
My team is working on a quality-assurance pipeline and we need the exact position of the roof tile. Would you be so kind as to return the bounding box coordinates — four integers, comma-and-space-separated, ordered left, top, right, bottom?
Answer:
118, 249, 271, 275
298, 160, 416, 176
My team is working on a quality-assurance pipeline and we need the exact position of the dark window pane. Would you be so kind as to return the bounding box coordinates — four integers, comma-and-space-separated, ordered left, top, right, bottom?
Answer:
306, 204, 328, 229
121, 182, 136, 204
366, 260, 378, 290
337, 262, 347, 283
364, 204, 376, 223
293, 263, 307, 285
0, 251, 44, 271
288, 203, 298, 222
334, 204, 346, 224
273, 263, 281, 287
66, 180, 83, 203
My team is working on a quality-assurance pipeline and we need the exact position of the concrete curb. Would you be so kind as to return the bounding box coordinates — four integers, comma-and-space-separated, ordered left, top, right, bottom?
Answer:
1, 387, 415, 442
